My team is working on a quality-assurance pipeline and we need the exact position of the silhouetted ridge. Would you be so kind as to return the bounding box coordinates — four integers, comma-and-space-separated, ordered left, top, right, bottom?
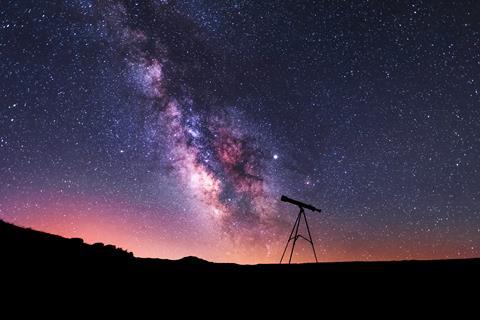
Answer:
1, 219, 480, 277
0, 219, 135, 271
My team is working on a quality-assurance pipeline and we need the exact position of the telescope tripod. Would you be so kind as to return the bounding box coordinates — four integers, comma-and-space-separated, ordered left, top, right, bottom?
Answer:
280, 206, 318, 264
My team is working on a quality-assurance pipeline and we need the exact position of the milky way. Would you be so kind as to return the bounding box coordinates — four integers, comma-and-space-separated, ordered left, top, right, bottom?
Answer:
102, 1, 281, 242
1, 0, 480, 263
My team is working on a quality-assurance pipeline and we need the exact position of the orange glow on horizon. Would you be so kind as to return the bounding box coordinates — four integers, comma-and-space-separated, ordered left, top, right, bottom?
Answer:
1, 191, 478, 264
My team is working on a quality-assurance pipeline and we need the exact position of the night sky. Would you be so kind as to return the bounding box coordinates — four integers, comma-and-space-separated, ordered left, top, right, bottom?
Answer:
1, 0, 479, 264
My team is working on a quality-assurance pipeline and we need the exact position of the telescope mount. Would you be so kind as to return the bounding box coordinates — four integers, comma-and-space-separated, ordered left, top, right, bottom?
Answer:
280, 203, 318, 264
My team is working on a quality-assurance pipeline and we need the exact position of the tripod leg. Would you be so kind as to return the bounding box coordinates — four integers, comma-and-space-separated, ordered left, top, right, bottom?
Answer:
302, 211, 318, 263
288, 211, 302, 264
280, 212, 300, 263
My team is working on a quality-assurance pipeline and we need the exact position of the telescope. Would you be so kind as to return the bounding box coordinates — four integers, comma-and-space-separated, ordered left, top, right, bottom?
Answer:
280, 195, 321, 263
280, 195, 321, 212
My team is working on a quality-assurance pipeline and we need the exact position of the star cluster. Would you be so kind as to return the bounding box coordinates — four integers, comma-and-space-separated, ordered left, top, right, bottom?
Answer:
1, 0, 479, 263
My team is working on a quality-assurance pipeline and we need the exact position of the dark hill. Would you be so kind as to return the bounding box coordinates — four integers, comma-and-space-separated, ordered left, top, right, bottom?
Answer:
1, 219, 479, 279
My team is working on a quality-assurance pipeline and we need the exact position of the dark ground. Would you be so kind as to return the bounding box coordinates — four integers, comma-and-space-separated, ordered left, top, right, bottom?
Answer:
1, 218, 479, 293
